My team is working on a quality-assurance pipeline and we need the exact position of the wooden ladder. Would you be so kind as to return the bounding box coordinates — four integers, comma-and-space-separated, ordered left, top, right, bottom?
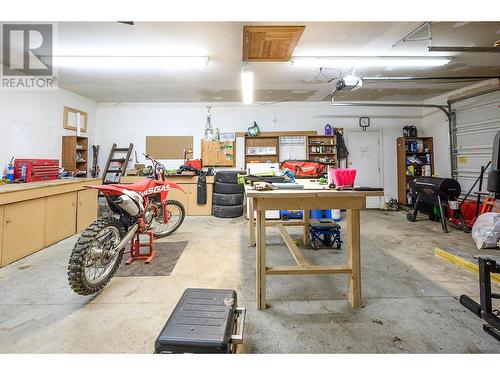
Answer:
102, 143, 134, 184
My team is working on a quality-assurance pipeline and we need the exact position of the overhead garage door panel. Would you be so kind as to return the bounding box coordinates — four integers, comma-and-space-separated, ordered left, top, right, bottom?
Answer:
452, 91, 500, 196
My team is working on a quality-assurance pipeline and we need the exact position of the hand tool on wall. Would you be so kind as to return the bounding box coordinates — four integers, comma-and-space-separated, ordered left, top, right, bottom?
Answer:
91, 145, 100, 178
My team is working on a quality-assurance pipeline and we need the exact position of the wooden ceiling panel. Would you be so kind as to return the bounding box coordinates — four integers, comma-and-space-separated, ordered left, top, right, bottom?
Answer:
243, 26, 305, 62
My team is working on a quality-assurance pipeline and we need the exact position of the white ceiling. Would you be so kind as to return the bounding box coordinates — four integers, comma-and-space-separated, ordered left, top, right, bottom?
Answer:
8, 21, 500, 102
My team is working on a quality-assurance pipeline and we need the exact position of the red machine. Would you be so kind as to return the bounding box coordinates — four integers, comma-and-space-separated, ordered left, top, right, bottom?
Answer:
186, 159, 202, 170
14, 159, 59, 182
447, 198, 496, 230
67, 154, 186, 296
127, 231, 155, 265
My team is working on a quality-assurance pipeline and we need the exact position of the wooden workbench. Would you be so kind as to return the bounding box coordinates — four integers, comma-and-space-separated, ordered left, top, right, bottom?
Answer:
246, 182, 384, 310
0, 178, 99, 267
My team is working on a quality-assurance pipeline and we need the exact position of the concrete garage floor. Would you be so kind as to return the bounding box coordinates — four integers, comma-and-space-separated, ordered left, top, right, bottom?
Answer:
1, 210, 500, 353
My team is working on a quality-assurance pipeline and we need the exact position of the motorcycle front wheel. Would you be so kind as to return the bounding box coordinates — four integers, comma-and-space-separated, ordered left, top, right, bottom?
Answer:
68, 218, 125, 295
150, 199, 185, 238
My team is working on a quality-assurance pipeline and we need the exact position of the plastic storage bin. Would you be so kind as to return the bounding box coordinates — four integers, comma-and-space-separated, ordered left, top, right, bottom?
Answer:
310, 210, 332, 219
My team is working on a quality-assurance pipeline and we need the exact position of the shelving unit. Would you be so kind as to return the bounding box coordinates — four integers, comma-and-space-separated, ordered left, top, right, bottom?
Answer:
201, 140, 235, 167
397, 136, 434, 205
62, 136, 88, 177
307, 130, 343, 167
244, 136, 280, 168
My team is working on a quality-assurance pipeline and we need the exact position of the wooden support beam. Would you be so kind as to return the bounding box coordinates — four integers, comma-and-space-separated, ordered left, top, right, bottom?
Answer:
276, 223, 309, 267
303, 209, 310, 248
266, 265, 352, 275
248, 197, 256, 247
347, 209, 361, 308
256, 210, 267, 310
255, 197, 365, 210
266, 220, 304, 227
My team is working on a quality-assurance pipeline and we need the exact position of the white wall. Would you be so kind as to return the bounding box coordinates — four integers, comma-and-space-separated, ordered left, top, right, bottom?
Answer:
421, 102, 452, 177
0, 88, 96, 174
95, 102, 423, 200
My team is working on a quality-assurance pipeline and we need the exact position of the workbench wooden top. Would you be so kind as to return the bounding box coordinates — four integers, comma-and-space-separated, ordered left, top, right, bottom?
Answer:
121, 175, 214, 184
245, 181, 384, 198
0, 178, 100, 194
0, 178, 100, 205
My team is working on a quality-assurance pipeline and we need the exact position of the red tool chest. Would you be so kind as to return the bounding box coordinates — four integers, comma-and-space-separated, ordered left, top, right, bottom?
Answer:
186, 159, 202, 170
14, 159, 59, 182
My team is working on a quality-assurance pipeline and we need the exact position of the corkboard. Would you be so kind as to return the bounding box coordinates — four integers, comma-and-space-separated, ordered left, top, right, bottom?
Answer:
146, 136, 193, 159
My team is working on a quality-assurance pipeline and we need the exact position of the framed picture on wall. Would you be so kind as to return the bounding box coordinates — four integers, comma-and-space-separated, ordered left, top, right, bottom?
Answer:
63, 106, 88, 133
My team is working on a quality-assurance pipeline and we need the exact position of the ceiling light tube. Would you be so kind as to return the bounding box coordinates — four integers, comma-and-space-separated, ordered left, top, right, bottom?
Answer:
290, 56, 451, 68
241, 65, 254, 104
51, 56, 209, 69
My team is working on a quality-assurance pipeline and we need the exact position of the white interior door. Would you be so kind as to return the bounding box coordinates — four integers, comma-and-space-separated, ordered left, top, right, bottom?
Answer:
346, 130, 383, 208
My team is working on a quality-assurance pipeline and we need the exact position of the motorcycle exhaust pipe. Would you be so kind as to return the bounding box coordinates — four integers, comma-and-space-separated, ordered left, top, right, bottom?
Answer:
111, 223, 139, 254
115, 194, 142, 216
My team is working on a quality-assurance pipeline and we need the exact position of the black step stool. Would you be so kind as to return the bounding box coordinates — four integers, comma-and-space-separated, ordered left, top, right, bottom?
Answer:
309, 219, 342, 250
155, 288, 246, 354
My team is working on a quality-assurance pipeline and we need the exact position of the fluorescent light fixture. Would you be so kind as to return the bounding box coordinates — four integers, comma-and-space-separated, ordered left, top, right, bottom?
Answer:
52, 56, 209, 69
241, 65, 254, 104
290, 56, 451, 68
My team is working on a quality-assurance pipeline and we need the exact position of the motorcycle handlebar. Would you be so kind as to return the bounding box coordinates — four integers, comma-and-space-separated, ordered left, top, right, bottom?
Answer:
143, 153, 167, 177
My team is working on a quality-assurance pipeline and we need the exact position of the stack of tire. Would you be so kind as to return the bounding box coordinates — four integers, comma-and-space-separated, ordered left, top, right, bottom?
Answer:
212, 170, 245, 218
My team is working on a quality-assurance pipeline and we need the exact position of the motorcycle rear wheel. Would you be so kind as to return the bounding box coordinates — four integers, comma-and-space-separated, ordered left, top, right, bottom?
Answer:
68, 218, 125, 295
150, 200, 185, 238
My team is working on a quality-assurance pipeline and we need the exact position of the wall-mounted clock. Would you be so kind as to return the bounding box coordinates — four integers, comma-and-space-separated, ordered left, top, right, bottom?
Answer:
359, 116, 370, 131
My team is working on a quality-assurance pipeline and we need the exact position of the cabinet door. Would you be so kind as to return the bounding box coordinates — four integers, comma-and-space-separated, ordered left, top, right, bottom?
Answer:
45, 192, 77, 246
187, 184, 212, 216
0, 206, 4, 266
217, 142, 235, 167
2, 198, 46, 266
77, 189, 98, 232
201, 140, 235, 167
201, 140, 217, 166
167, 185, 189, 214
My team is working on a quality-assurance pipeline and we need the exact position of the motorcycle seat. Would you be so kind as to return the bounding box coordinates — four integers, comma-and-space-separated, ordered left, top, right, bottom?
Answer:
110, 179, 156, 192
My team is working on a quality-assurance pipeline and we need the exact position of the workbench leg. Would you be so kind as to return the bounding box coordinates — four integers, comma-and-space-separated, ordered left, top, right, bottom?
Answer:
248, 197, 256, 247
303, 209, 310, 248
256, 209, 267, 310
347, 209, 361, 308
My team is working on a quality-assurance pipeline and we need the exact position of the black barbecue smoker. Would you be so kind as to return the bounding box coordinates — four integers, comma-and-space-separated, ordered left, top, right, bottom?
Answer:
460, 129, 500, 341
406, 176, 463, 233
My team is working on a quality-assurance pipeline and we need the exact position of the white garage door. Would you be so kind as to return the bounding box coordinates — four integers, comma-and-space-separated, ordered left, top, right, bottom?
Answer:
451, 91, 500, 196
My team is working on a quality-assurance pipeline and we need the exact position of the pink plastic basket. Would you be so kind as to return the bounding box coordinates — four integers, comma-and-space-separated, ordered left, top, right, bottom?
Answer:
331, 168, 357, 188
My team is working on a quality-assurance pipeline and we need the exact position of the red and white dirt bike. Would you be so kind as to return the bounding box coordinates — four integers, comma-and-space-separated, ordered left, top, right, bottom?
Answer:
68, 154, 186, 295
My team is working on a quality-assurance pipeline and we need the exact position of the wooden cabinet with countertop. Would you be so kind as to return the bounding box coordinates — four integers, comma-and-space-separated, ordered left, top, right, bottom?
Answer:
45, 192, 77, 245
0, 178, 99, 267
3, 198, 46, 266
186, 183, 214, 215
76, 189, 98, 233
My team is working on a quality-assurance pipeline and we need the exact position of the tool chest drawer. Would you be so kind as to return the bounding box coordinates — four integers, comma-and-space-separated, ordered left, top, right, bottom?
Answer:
155, 288, 246, 354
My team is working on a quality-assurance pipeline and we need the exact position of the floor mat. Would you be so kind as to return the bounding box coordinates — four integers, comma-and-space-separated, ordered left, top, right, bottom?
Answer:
115, 241, 188, 277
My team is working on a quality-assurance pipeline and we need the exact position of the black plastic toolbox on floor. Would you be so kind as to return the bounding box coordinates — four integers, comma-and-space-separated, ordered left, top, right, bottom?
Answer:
155, 288, 246, 354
